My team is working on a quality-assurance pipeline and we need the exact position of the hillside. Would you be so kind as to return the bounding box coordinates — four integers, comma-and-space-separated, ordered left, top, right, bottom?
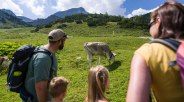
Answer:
32, 12, 150, 36
35, 22, 149, 38
0, 9, 30, 28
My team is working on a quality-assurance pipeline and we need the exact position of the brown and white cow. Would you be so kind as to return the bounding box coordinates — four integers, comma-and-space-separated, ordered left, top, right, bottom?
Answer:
0, 56, 9, 66
84, 42, 115, 68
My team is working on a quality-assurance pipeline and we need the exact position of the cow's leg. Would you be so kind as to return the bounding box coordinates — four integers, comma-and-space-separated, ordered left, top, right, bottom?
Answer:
85, 47, 93, 68
108, 60, 111, 65
106, 53, 111, 65
87, 53, 92, 68
98, 56, 101, 65
0, 57, 4, 65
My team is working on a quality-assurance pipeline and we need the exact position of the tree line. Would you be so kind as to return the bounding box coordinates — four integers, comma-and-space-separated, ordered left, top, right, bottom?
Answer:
33, 13, 150, 32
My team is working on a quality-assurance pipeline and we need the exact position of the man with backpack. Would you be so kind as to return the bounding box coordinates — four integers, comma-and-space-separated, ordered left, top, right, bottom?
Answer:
23, 29, 67, 102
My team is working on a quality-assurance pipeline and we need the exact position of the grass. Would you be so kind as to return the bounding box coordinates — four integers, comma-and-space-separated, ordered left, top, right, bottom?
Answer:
0, 23, 150, 102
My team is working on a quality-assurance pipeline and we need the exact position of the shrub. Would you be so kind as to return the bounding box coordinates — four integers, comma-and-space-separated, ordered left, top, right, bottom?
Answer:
57, 24, 67, 29
75, 20, 82, 24
87, 20, 97, 27
45, 23, 52, 28
87, 18, 107, 27
0, 64, 8, 75
2, 26, 12, 29
30, 27, 40, 33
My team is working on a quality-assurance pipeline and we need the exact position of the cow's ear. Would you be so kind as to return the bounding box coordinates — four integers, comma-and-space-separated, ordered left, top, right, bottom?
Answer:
113, 53, 117, 56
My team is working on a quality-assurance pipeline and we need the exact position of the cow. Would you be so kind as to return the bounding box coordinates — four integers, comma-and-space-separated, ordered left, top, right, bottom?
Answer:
84, 42, 116, 68
0, 56, 9, 66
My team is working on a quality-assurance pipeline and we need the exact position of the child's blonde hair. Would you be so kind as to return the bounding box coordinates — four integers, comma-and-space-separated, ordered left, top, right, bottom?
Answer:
49, 76, 69, 98
88, 65, 109, 102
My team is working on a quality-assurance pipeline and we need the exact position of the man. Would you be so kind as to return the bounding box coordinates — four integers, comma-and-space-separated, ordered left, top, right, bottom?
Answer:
24, 29, 67, 102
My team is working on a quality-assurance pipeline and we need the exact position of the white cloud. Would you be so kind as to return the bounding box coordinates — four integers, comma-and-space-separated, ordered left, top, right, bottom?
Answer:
0, 0, 23, 16
127, 7, 159, 18
52, 0, 126, 16
19, 0, 46, 17
0, 0, 127, 19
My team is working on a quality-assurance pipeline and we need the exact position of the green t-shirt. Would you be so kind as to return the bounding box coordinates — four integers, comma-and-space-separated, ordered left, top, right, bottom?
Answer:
25, 47, 57, 102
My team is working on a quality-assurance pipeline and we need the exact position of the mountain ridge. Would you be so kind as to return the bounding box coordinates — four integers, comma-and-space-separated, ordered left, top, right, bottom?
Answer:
0, 7, 150, 28
0, 7, 88, 28
29, 7, 89, 26
0, 9, 30, 28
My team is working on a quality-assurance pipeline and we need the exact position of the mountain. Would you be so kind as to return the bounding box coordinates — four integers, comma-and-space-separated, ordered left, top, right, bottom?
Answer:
17, 16, 33, 22
30, 7, 88, 26
0, 9, 30, 28
1, 9, 16, 17
54, 7, 88, 18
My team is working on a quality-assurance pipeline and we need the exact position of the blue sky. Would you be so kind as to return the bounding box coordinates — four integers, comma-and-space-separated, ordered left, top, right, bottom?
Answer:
123, 0, 166, 15
0, 0, 184, 20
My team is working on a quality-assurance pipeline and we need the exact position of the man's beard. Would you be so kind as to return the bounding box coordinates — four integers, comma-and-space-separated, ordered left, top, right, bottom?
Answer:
59, 44, 64, 50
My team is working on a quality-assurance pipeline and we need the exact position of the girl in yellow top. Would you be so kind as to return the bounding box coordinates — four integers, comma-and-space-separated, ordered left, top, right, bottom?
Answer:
126, 1, 184, 102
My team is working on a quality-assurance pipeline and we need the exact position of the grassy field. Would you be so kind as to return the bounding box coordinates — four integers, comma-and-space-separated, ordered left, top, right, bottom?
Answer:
0, 23, 150, 102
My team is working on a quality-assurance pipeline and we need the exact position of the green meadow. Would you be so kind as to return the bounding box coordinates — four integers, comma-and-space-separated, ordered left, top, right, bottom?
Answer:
0, 22, 150, 102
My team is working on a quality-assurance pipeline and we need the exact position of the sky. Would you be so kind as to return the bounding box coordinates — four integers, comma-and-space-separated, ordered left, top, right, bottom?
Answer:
0, 0, 184, 20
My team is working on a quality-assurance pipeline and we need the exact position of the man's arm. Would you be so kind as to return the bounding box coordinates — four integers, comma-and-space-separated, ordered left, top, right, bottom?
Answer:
35, 80, 48, 102
126, 54, 151, 102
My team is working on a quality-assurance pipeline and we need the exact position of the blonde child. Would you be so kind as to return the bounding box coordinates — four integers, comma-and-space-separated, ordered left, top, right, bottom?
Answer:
85, 65, 110, 102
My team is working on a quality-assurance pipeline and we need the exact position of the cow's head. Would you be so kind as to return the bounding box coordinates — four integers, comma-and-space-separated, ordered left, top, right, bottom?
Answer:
0, 56, 9, 66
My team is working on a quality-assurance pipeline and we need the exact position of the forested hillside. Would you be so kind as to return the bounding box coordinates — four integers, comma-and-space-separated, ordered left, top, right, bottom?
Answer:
33, 13, 150, 33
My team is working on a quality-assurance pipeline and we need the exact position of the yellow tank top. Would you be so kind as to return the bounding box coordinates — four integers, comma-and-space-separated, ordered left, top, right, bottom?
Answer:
135, 43, 184, 102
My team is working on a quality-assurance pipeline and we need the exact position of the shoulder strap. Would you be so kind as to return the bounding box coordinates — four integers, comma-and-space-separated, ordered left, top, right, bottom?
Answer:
34, 47, 54, 79
149, 38, 181, 52
34, 47, 52, 56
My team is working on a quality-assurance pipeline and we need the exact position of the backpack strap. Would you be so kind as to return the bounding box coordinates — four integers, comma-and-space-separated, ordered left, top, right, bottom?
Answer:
149, 38, 181, 52
34, 47, 54, 80
150, 38, 181, 67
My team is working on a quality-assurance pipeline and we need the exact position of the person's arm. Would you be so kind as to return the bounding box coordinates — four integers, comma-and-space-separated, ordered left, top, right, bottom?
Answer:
126, 54, 151, 102
33, 53, 52, 102
35, 80, 48, 102
85, 97, 88, 102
